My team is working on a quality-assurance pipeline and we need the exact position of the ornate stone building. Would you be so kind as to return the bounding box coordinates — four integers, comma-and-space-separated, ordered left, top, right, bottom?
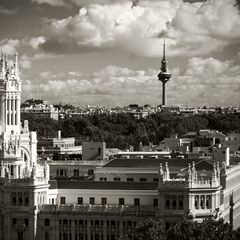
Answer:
0, 53, 240, 240
0, 53, 49, 240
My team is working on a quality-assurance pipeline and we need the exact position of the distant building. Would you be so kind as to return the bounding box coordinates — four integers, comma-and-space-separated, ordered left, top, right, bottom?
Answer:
21, 100, 59, 120
82, 142, 106, 160
37, 130, 82, 159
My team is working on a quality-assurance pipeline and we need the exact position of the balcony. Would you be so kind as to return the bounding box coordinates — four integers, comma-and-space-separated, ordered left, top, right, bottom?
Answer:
39, 204, 158, 217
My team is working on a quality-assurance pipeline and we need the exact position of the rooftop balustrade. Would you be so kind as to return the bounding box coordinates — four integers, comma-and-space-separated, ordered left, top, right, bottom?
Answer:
39, 204, 158, 216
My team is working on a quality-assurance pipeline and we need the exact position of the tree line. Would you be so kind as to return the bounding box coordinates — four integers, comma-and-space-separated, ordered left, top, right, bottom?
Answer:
132, 217, 240, 240
21, 112, 240, 149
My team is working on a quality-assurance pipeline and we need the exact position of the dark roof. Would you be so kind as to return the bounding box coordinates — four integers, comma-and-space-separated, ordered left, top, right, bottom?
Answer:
103, 158, 213, 171
49, 180, 158, 190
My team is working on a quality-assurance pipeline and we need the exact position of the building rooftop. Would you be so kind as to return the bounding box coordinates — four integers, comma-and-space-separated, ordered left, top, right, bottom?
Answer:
49, 180, 158, 190
103, 157, 213, 171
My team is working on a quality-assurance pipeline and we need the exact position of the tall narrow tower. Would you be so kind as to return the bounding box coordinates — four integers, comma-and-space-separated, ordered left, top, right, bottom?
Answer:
158, 41, 171, 106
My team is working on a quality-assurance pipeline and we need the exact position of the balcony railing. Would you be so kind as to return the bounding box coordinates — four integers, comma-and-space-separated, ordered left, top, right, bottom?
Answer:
39, 204, 158, 216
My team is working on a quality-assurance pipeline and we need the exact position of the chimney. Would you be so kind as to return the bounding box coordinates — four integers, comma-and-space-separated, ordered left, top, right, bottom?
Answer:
58, 130, 61, 139
225, 147, 230, 167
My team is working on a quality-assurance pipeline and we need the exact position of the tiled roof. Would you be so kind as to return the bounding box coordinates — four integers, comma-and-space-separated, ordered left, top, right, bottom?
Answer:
49, 180, 158, 190
103, 158, 213, 171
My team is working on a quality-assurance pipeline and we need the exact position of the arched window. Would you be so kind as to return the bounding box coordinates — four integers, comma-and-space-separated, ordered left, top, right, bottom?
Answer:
172, 200, 177, 209
206, 195, 211, 209
179, 200, 183, 209
166, 200, 170, 209
25, 196, 29, 206
12, 193, 17, 205
18, 193, 23, 205
200, 195, 205, 209
195, 196, 199, 209
24, 193, 29, 206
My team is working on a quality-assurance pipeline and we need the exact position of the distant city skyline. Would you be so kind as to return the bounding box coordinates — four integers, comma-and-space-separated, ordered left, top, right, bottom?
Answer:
1, 0, 240, 107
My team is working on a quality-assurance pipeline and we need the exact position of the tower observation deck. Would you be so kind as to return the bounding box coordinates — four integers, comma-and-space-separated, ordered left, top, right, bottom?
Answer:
158, 41, 171, 106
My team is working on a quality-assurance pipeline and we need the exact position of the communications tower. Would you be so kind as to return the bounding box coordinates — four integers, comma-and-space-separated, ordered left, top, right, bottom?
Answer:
158, 41, 171, 106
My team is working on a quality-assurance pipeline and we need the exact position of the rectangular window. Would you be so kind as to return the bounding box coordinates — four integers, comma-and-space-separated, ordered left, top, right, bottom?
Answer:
153, 178, 159, 182
78, 197, 83, 205
119, 198, 124, 205
44, 218, 50, 226
60, 197, 66, 204
101, 198, 107, 205
25, 219, 29, 226
100, 177, 107, 182
45, 232, 49, 240
140, 178, 147, 182
12, 218, 17, 226
134, 198, 140, 206
114, 178, 120, 182
127, 178, 134, 182
88, 169, 94, 175
90, 197, 95, 205
73, 169, 79, 177
127, 221, 132, 226
153, 198, 158, 207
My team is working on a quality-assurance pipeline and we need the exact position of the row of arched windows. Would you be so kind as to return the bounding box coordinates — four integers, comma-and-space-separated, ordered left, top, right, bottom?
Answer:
195, 195, 211, 209
165, 195, 184, 210
11, 192, 29, 206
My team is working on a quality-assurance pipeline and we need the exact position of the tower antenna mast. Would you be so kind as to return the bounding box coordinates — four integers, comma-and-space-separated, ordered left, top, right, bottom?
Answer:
158, 39, 171, 106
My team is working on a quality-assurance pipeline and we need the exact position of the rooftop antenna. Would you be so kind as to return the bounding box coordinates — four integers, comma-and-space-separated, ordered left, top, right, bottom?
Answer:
163, 39, 166, 60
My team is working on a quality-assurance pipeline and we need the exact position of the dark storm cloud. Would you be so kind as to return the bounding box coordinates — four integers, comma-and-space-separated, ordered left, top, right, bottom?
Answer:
0, 0, 77, 39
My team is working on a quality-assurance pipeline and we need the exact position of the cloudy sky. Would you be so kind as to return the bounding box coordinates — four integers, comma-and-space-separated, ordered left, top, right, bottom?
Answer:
1, 0, 240, 107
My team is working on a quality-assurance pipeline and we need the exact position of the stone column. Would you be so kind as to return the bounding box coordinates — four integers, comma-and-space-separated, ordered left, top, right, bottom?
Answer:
87, 219, 91, 240
5, 97, 8, 126
12, 99, 15, 126
103, 220, 107, 240
9, 98, 11, 125
71, 219, 75, 240
5, 215, 11, 240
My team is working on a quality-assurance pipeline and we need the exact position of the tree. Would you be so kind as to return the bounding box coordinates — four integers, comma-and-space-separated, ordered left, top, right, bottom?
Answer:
135, 217, 239, 240
135, 218, 166, 240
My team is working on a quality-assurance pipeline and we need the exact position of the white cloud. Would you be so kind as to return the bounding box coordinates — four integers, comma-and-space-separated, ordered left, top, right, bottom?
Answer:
22, 65, 158, 105
42, 1, 179, 53
1, 39, 20, 54
22, 56, 240, 106
170, 57, 240, 106
28, 36, 46, 50
41, 0, 240, 57
184, 57, 231, 76
20, 60, 32, 69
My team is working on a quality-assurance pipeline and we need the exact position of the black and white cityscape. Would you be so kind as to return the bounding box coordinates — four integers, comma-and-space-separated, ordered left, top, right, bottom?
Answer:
0, 0, 240, 239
